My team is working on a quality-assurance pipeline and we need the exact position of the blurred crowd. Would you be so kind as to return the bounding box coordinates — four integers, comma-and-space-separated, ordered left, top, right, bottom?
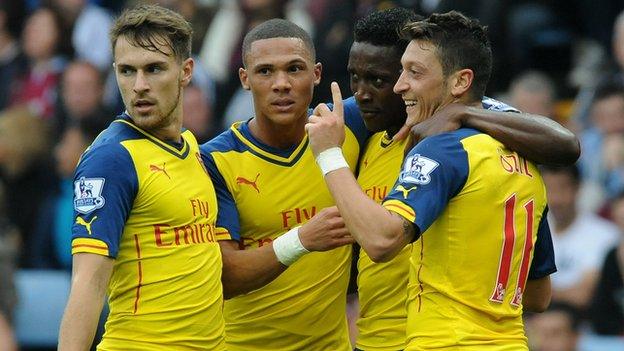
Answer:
1, 0, 624, 350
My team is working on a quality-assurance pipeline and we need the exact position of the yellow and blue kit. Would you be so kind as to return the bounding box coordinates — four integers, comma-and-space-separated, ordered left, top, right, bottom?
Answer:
382, 127, 556, 350
71, 114, 226, 350
201, 97, 368, 351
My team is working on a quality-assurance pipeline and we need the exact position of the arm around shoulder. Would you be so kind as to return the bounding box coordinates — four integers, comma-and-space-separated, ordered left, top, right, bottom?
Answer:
58, 253, 114, 351
462, 108, 580, 165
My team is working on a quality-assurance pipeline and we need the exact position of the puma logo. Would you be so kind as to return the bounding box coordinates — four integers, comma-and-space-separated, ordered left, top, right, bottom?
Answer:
236, 173, 260, 193
76, 216, 98, 235
396, 185, 417, 199
149, 163, 170, 179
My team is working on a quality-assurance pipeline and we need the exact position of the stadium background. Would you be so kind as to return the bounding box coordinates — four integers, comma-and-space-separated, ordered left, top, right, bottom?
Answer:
1, 0, 624, 350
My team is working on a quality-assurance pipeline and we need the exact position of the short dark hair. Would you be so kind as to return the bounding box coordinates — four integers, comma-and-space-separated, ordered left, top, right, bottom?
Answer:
540, 164, 581, 184
110, 4, 193, 62
400, 11, 492, 101
242, 18, 315, 67
354, 7, 422, 54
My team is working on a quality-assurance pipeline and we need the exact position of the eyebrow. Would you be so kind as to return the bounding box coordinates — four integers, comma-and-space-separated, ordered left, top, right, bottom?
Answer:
116, 60, 169, 69
252, 58, 308, 69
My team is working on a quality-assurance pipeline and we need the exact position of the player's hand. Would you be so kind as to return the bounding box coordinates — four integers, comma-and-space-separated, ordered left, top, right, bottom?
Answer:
401, 103, 467, 154
392, 98, 464, 141
305, 82, 346, 157
298, 206, 354, 251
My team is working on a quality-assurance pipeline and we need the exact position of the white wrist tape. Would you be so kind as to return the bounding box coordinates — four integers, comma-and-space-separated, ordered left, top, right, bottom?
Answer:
316, 147, 349, 176
273, 226, 309, 266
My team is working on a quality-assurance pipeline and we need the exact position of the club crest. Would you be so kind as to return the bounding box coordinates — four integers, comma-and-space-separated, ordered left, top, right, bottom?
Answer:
400, 154, 439, 185
74, 177, 105, 214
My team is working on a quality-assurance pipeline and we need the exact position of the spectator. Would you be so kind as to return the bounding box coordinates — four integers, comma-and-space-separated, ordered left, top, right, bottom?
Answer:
199, 0, 313, 121
0, 180, 19, 351
508, 70, 557, 120
578, 81, 624, 207
588, 191, 624, 335
54, 60, 114, 137
30, 118, 106, 270
10, 6, 66, 120
183, 83, 216, 143
573, 9, 624, 129
52, 0, 112, 71
0, 0, 27, 111
0, 106, 56, 267
542, 164, 619, 310
525, 302, 581, 351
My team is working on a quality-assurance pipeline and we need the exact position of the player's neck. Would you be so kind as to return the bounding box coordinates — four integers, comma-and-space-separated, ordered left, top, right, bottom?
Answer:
248, 116, 306, 149
385, 124, 402, 138
149, 112, 183, 144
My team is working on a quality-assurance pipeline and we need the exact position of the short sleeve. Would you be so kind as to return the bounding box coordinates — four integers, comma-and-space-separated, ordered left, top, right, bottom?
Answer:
71, 144, 137, 258
200, 146, 241, 242
382, 131, 470, 239
528, 207, 557, 279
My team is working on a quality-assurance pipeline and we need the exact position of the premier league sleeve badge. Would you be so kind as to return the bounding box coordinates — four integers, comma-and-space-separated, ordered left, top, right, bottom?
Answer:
399, 154, 439, 185
74, 177, 106, 214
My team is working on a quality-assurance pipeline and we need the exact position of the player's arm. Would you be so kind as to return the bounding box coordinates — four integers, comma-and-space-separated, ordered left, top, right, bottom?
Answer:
457, 107, 579, 165
523, 276, 552, 312
306, 83, 414, 261
58, 253, 113, 351
201, 144, 353, 298
219, 206, 352, 298
394, 102, 580, 166
324, 168, 414, 262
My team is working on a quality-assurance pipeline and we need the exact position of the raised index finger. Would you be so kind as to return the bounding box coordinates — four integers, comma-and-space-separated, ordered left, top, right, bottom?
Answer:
330, 82, 344, 121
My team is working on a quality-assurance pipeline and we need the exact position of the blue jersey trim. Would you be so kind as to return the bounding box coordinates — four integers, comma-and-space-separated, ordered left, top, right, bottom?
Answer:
528, 206, 557, 279
388, 129, 475, 240
200, 150, 241, 241
203, 121, 309, 167
117, 114, 191, 159
72, 121, 140, 258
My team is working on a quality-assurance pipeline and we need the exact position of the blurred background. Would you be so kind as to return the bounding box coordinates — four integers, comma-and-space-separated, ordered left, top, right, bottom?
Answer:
1, 0, 624, 350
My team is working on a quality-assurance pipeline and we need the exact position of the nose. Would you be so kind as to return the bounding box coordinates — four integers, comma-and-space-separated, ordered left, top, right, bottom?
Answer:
133, 70, 150, 94
272, 71, 291, 92
353, 83, 372, 104
393, 70, 408, 95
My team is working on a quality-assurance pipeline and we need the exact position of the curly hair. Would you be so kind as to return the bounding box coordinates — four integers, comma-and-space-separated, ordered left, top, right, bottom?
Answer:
401, 11, 492, 101
354, 7, 422, 53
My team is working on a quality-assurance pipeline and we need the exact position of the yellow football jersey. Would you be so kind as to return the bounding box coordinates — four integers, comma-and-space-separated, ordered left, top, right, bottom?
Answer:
382, 129, 555, 350
71, 115, 226, 350
201, 97, 369, 351
356, 131, 412, 351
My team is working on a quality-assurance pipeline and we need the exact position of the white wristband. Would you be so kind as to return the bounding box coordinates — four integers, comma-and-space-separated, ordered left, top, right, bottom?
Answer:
273, 227, 310, 266
316, 147, 349, 176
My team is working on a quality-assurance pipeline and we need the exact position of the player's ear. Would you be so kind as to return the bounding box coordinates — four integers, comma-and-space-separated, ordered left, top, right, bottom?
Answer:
239, 67, 250, 90
313, 62, 322, 86
450, 68, 473, 98
180, 57, 194, 87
